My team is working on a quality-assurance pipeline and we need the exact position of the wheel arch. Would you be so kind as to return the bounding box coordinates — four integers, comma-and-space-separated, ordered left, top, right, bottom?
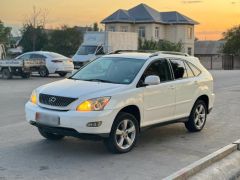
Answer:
1, 67, 11, 72
115, 105, 141, 128
195, 95, 209, 113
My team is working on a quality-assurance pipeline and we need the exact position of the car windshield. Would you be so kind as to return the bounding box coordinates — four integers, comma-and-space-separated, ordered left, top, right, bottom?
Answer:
77, 45, 98, 55
71, 57, 146, 84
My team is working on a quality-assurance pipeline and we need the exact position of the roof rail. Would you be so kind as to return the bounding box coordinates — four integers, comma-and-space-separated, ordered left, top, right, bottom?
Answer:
108, 50, 156, 54
150, 51, 190, 57
108, 50, 190, 57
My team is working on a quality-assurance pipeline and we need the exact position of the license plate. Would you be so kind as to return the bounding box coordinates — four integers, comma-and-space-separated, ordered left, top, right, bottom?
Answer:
36, 112, 60, 126
74, 66, 80, 69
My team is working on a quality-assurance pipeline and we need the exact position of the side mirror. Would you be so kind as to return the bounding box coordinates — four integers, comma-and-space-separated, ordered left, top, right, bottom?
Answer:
144, 75, 160, 86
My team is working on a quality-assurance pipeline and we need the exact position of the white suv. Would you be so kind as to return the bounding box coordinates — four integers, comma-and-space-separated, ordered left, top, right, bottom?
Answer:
25, 51, 215, 153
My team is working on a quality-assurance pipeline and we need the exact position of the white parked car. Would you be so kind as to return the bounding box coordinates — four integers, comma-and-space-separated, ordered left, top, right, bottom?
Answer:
16, 51, 74, 77
25, 51, 215, 153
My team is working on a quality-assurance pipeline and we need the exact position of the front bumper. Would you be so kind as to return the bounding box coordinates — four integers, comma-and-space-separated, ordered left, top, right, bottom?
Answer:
55, 67, 74, 73
30, 122, 108, 140
73, 61, 88, 69
25, 102, 118, 135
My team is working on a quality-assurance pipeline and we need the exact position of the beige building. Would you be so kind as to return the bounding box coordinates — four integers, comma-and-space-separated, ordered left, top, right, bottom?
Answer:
101, 3, 198, 55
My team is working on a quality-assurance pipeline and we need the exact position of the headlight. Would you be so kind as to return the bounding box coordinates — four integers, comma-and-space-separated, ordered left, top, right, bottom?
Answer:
30, 90, 37, 105
76, 97, 111, 112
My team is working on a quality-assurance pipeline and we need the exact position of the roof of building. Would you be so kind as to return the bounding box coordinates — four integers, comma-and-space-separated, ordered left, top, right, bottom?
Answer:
194, 41, 225, 55
102, 3, 198, 25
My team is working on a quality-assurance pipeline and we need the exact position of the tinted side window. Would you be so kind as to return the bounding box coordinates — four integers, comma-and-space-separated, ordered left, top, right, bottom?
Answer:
185, 61, 195, 78
170, 59, 187, 79
141, 59, 172, 83
187, 62, 201, 76
96, 46, 105, 55
30, 54, 46, 59
17, 54, 31, 60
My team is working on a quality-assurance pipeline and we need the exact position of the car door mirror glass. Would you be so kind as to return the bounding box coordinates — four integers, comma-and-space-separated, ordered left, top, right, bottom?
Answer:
144, 75, 160, 86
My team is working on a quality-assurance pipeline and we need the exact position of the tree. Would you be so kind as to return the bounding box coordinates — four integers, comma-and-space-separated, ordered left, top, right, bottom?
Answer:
93, 22, 99, 31
20, 25, 48, 52
0, 20, 12, 45
222, 25, 240, 55
45, 26, 83, 57
19, 6, 48, 52
139, 39, 183, 52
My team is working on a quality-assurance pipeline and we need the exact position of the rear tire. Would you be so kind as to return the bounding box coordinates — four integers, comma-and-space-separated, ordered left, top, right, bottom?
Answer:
185, 100, 207, 132
58, 72, 68, 77
38, 127, 64, 140
21, 72, 31, 79
104, 112, 139, 154
1, 68, 12, 79
39, 66, 49, 77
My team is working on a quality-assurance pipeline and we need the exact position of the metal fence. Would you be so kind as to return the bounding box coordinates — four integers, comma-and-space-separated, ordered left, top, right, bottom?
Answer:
195, 55, 240, 70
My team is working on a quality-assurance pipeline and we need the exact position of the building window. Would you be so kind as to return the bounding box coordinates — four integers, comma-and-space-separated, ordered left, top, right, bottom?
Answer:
120, 26, 128, 32
108, 26, 115, 32
155, 27, 159, 39
188, 47, 192, 55
138, 26, 145, 38
187, 27, 193, 39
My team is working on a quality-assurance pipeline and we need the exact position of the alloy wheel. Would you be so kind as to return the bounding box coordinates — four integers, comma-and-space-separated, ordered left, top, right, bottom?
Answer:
115, 119, 136, 150
194, 104, 206, 129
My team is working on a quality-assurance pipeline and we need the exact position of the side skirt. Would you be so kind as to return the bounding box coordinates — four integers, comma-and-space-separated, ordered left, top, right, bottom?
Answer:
140, 117, 189, 132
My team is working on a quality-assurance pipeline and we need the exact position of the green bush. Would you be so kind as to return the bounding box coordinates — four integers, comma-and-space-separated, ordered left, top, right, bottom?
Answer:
139, 39, 183, 52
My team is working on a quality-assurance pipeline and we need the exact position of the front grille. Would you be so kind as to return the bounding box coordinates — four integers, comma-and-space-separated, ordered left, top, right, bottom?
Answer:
39, 93, 77, 107
73, 61, 84, 69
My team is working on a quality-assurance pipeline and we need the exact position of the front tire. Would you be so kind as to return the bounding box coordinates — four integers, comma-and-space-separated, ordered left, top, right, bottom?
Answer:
104, 112, 139, 154
2, 68, 12, 79
185, 100, 207, 132
38, 127, 64, 140
58, 72, 68, 77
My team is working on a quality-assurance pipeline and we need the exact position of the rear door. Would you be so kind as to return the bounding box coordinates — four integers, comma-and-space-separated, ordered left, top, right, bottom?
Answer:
141, 59, 176, 126
169, 58, 197, 118
29, 54, 46, 66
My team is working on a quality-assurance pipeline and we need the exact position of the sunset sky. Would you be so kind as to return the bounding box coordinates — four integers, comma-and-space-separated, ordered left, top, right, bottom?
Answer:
1, 0, 240, 40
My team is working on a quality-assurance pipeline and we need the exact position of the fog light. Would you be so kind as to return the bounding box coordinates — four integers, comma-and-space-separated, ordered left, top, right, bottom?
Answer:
87, 121, 102, 127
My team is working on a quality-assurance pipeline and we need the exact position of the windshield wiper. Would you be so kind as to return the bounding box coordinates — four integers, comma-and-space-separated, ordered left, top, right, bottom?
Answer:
68, 77, 77, 80
86, 79, 116, 83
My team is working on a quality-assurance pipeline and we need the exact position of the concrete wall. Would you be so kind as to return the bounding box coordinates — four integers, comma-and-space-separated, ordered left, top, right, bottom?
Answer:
234, 56, 240, 69
196, 55, 240, 70
197, 56, 223, 70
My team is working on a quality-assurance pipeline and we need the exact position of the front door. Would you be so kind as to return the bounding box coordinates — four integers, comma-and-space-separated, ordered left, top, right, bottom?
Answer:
140, 59, 176, 126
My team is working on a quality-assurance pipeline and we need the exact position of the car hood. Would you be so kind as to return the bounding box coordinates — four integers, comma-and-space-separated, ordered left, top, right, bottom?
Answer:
72, 54, 95, 62
37, 79, 127, 99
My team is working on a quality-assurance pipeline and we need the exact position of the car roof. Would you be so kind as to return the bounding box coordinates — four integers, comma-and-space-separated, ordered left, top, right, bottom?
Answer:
23, 51, 61, 55
21, 51, 67, 58
104, 53, 152, 60
104, 52, 199, 62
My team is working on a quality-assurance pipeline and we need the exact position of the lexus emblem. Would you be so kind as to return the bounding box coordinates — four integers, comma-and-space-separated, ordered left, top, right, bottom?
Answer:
49, 97, 57, 103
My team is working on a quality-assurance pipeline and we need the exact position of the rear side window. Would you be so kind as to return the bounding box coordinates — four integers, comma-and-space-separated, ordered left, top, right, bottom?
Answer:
170, 59, 188, 79
185, 62, 195, 78
17, 54, 31, 60
30, 54, 46, 60
187, 62, 201, 76
141, 59, 172, 83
